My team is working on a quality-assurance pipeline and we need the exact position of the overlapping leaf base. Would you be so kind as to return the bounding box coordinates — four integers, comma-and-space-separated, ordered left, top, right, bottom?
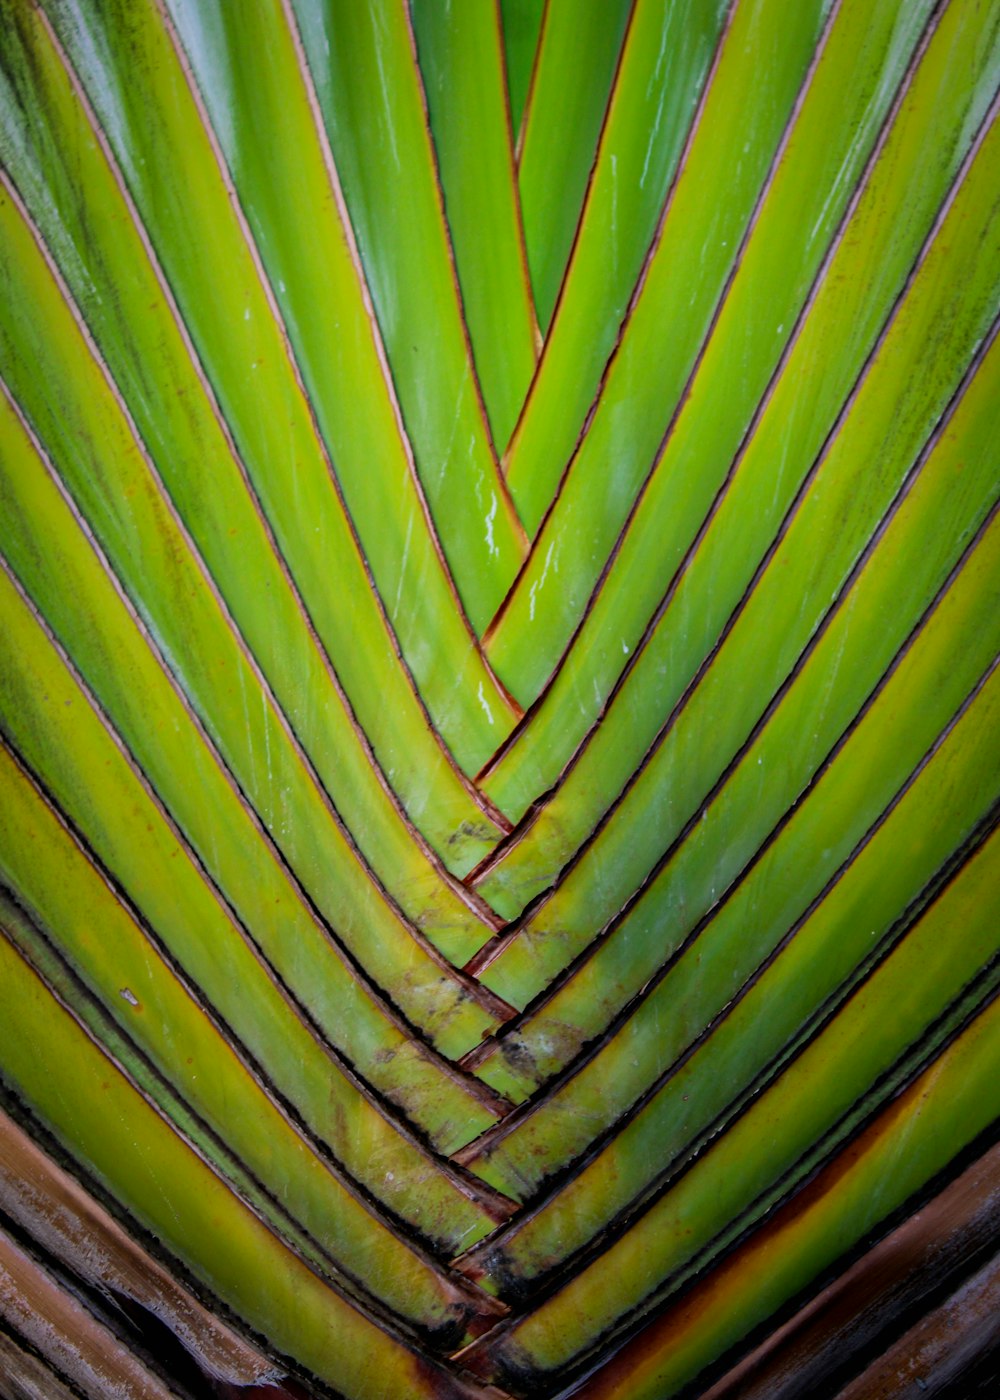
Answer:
1, 1, 999, 1396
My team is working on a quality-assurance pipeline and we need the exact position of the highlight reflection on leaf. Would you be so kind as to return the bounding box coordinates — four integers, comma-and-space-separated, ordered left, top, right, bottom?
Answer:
0, 1, 998, 1396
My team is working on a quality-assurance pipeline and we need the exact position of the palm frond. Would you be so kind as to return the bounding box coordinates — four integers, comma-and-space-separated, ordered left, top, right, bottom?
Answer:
1, 1, 998, 1397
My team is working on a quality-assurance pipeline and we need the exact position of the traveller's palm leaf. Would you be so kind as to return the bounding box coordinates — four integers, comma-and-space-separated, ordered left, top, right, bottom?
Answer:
0, 1, 998, 1396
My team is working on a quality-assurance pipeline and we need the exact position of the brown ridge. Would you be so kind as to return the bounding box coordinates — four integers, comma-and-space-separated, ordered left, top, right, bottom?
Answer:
457, 1034, 502, 1077
0, 395, 513, 1119
290, 0, 519, 696
33, 3, 509, 919
0, 770, 519, 1282
282, 0, 528, 680
148, 0, 514, 820
0, 913, 500, 1350
401, 0, 531, 549
503, 0, 700, 481
524, 0, 641, 345
505, 0, 642, 405
463, 921, 519, 981
475, 0, 935, 796
511, 0, 551, 172
455, 794, 1000, 1293
459, 308, 1000, 1070
494, 0, 735, 528
464, 835, 521, 895
465, 95, 998, 973
456, 616, 1000, 1175
506, 968, 1000, 1389
488, 0, 543, 369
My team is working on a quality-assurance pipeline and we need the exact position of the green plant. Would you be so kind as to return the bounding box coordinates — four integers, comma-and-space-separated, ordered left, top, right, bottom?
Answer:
0, 1, 998, 1396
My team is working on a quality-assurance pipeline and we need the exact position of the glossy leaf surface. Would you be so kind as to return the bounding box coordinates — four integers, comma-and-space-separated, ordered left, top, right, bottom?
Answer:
1, 3, 997, 1398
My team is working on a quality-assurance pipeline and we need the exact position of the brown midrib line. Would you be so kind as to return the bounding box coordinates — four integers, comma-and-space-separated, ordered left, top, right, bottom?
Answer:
197, 0, 517, 709
453, 770, 1000, 1298
457, 316, 1000, 1076
455, 627, 1000, 1207
488, 0, 543, 367
486, 0, 770, 617
463, 109, 998, 979
0, 531, 514, 1138
280, 0, 529, 673
499, 0, 645, 458
0, 742, 519, 1240
400, 0, 532, 546
151, 0, 522, 807
459, 963, 1000, 1395
0, 175, 509, 1027
33, 2, 508, 893
511, 0, 549, 174
0, 889, 509, 1343
473, 0, 943, 799
451, 824, 1000, 1346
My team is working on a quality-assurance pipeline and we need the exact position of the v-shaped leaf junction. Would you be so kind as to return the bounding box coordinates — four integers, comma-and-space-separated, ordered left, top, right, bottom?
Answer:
0, 1, 998, 1397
